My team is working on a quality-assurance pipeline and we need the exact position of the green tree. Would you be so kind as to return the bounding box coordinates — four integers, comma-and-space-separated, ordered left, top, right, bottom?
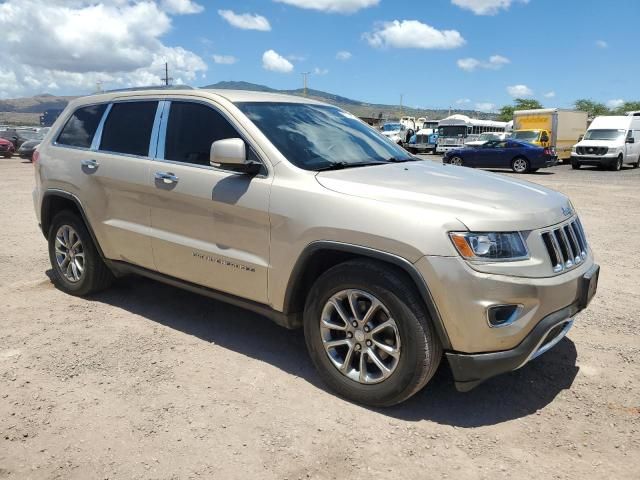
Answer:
612, 101, 640, 115
498, 98, 543, 122
574, 99, 609, 118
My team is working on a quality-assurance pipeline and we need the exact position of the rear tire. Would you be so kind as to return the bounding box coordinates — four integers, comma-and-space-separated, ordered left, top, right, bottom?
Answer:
303, 260, 442, 407
633, 156, 640, 169
511, 156, 530, 173
48, 211, 113, 296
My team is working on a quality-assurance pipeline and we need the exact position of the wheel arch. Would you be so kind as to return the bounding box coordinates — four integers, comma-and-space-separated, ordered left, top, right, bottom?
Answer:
282, 241, 452, 349
41, 190, 105, 259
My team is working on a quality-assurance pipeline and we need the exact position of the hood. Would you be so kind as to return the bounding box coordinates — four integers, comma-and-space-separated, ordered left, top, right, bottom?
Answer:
576, 139, 622, 147
19, 140, 40, 150
316, 161, 572, 231
381, 130, 401, 137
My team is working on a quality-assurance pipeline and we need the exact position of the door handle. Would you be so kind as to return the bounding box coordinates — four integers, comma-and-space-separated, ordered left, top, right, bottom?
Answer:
81, 159, 99, 170
155, 171, 179, 184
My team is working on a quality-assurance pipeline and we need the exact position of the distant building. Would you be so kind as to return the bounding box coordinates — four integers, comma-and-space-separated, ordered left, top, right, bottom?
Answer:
40, 109, 63, 127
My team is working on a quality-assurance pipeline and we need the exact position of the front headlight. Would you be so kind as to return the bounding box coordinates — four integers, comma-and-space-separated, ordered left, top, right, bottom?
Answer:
571, 146, 577, 153
449, 232, 529, 261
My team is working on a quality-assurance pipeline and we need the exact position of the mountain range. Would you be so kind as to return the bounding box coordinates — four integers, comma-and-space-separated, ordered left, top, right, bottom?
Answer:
0, 81, 497, 126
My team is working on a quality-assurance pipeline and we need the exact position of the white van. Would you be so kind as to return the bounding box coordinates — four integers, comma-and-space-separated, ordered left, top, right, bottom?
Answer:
571, 116, 640, 171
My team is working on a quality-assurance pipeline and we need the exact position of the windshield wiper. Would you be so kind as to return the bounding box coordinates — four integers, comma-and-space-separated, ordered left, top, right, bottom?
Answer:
315, 161, 388, 171
385, 156, 419, 163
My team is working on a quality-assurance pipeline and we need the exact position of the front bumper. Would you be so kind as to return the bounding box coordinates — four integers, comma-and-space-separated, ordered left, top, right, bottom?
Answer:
447, 303, 577, 391
571, 154, 617, 165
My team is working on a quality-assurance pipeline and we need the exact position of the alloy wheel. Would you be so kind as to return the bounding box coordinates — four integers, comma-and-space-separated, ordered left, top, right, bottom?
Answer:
513, 158, 528, 173
320, 289, 401, 384
451, 156, 463, 166
54, 225, 85, 283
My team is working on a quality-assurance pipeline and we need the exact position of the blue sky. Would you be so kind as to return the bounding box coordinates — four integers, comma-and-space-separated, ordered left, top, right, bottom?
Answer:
1, 0, 638, 111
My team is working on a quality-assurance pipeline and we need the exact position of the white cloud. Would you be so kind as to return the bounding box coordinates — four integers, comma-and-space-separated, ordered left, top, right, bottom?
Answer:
364, 20, 465, 50
287, 54, 307, 62
595, 40, 608, 49
313, 67, 329, 75
457, 54, 509, 71
456, 98, 471, 104
212, 55, 237, 65
544, 91, 556, 98
452, 0, 529, 16
507, 84, 533, 97
0, 1, 207, 98
274, 0, 379, 14
161, 0, 204, 15
336, 51, 352, 61
218, 9, 271, 31
475, 102, 496, 112
262, 50, 294, 73
607, 99, 624, 109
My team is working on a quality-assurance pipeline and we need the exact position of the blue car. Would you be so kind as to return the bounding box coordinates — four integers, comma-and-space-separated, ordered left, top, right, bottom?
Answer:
442, 139, 558, 173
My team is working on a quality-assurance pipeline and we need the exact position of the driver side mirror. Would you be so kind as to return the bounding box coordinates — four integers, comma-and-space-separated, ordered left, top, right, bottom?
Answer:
210, 138, 261, 175
626, 137, 635, 144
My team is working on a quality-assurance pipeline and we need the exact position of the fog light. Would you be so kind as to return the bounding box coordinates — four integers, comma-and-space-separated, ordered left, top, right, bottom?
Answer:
487, 304, 523, 328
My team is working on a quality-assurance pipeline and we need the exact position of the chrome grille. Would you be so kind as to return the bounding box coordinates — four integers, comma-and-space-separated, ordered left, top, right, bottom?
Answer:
577, 146, 607, 155
541, 218, 588, 273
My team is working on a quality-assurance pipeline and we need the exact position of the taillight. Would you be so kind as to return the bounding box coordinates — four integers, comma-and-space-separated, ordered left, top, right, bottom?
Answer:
32, 149, 40, 164
543, 148, 554, 156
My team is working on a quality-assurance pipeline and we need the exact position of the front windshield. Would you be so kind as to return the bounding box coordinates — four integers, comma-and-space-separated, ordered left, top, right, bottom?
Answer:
237, 102, 413, 171
438, 126, 467, 137
513, 130, 540, 142
382, 123, 402, 132
583, 129, 625, 141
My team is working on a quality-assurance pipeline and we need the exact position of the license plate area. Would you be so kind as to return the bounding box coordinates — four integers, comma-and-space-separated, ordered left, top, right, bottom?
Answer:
578, 265, 599, 309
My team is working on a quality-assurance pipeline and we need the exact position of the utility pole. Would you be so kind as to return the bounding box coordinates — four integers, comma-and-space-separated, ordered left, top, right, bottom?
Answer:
301, 72, 311, 97
400, 94, 404, 117
162, 62, 172, 86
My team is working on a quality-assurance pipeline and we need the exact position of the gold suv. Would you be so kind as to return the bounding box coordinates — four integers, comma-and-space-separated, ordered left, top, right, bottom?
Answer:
33, 88, 599, 406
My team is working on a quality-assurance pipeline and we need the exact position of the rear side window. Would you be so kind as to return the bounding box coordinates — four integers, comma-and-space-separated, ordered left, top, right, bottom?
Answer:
100, 101, 158, 157
57, 104, 107, 148
164, 101, 240, 165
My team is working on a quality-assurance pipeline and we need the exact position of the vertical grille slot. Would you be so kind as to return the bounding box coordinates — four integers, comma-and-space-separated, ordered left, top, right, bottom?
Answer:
541, 218, 588, 274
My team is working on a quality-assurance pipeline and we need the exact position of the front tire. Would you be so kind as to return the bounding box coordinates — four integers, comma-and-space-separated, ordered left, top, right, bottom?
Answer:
48, 211, 113, 296
450, 156, 464, 166
571, 160, 581, 169
610, 155, 623, 171
511, 156, 530, 173
303, 260, 442, 407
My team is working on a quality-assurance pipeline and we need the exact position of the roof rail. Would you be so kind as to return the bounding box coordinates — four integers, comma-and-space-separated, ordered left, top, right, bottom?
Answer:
98, 85, 195, 94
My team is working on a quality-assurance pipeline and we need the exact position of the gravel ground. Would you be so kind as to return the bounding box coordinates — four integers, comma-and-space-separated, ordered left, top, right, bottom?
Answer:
1, 155, 638, 479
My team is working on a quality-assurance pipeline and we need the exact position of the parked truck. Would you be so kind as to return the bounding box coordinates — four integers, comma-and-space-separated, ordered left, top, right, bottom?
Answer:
512, 109, 588, 162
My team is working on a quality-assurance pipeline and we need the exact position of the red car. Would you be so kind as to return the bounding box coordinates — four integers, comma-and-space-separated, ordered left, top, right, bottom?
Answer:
0, 137, 15, 158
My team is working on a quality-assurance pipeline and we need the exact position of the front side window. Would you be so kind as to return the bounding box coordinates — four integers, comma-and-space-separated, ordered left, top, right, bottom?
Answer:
100, 101, 158, 156
57, 104, 107, 148
237, 102, 412, 171
164, 102, 240, 165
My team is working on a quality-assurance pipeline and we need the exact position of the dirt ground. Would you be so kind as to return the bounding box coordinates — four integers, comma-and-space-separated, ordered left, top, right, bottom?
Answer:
1, 155, 638, 480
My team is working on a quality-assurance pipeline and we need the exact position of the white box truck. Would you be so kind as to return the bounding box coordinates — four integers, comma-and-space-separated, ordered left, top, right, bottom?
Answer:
512, 109, 588, 162
571, 116, 640, 171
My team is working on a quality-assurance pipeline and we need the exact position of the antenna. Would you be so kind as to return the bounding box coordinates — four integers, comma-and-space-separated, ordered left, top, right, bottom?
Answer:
161, 62, 173, 86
